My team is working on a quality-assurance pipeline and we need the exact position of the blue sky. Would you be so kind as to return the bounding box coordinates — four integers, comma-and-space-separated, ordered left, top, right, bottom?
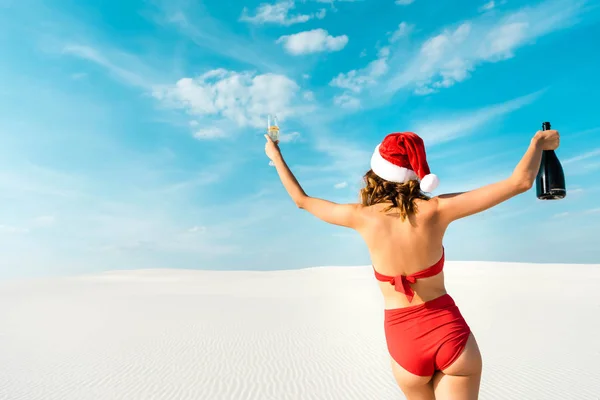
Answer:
1, 0, 599, 279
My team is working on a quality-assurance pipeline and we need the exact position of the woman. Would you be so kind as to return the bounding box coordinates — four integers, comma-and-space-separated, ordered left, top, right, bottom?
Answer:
264, 128, 560, 400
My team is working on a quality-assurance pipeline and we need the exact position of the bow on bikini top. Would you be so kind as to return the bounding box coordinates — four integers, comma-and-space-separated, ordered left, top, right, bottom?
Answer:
373, 248, 445, 303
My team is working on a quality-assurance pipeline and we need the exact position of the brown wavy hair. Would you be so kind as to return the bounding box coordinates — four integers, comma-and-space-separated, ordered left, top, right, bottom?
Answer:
359, 169, 431, 219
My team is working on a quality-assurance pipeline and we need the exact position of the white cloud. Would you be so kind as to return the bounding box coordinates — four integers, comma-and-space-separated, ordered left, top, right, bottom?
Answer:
387, 0, 587, 95
411, 91, 543, 146
60, 39, 310, 140
395, 0, 415, 5
188, 226, 207, 233
193, 127, 227, 140
413, 86, 436, 96
333, 93, 361, 109
303, 90, 315, 101
389, 22, 414, 43
398, 22, 475, 94
240, 1, 323, 26
276, 29, 349, 55
479, 1, 496, 12
153, 69, 306, 129
329, 46, 389, 109
279, 131, 302, 143
334, 181, 348, 189
329, 17, 420, 106
563, 148, 600, 164
329, 46, 390, 98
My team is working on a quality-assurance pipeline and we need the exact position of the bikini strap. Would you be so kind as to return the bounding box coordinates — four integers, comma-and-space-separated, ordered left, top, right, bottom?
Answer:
373, 248, 445, 302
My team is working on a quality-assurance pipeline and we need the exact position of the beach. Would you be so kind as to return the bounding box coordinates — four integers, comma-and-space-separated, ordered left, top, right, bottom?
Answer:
1, 262, 599, 399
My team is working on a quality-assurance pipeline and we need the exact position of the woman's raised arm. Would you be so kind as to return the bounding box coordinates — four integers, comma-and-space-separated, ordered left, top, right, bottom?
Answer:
265, 134, 363, 229
436, 129, 560, 224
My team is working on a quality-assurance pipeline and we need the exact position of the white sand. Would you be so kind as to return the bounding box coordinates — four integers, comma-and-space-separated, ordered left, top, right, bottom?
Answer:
0, 262, 599, 400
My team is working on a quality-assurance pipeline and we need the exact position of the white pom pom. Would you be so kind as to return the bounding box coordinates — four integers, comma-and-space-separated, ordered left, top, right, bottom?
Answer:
420, 174, 439, 192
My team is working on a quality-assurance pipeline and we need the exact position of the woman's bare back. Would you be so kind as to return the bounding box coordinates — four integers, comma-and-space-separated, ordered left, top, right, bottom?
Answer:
355, 197, 449, 309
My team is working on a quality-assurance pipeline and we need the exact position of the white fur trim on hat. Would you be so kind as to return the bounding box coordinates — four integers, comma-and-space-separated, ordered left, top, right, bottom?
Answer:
419, 174, 439, 192
370, 144, 418, 183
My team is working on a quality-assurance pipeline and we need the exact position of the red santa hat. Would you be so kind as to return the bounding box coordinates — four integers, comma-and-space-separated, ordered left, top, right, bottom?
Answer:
370, 132, 439, 192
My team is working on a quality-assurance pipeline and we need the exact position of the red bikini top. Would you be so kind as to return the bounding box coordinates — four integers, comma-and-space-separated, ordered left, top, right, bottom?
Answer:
373, 248, 445, 303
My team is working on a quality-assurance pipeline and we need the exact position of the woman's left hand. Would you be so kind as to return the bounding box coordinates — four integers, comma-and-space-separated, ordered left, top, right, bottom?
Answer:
264, 134, 281, 161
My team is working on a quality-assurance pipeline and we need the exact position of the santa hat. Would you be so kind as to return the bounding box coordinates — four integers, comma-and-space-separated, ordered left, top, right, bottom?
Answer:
370, 132, 439, 192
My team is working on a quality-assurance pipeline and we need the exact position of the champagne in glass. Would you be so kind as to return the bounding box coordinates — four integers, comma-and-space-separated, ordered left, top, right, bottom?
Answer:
267, 114, 280, 142
536, 121, 566, 200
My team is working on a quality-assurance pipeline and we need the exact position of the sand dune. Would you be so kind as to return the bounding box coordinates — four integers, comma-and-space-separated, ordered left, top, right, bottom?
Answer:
1, 262, 599, 399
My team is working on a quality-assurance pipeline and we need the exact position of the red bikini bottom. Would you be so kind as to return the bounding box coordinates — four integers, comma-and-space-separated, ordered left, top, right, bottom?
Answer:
384, 294, 471, 377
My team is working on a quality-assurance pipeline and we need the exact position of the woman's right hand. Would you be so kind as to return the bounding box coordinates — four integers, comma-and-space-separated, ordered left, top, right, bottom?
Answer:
533, 129, 560, 150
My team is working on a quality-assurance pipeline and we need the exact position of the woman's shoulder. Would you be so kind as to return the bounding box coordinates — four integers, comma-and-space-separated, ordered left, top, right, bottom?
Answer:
418, 196, 441, 212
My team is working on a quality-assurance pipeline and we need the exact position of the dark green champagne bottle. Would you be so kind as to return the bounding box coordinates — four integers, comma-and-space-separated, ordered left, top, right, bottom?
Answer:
536, 122, 566, 200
